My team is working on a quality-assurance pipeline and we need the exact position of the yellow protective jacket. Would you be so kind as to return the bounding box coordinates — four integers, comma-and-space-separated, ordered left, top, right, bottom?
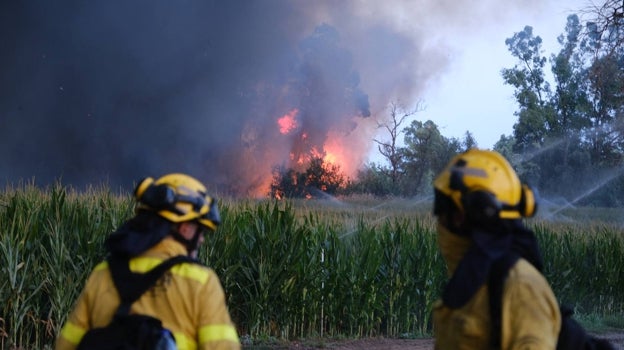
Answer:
433, 225, 561, 350
55, 238, 240, 350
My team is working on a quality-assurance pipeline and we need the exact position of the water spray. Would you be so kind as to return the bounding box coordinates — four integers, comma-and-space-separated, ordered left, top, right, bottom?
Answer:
541, 166, 624, 220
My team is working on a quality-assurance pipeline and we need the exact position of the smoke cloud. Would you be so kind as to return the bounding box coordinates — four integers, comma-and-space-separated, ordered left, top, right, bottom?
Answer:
0, 0, 542, 195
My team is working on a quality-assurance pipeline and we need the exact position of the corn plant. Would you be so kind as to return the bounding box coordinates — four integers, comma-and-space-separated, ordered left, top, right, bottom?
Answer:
535, 221, 624, 314
0, 182, 132, 349
1, 183, 623, 349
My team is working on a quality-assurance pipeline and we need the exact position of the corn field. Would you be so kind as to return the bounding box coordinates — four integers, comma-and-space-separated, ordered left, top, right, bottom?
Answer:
1, 184, 623, 349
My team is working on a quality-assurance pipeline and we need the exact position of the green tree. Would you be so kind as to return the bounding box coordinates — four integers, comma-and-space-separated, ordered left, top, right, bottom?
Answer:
533, 15, 594, 196
493, 134, 516, 159
580, 0, 624, 170
462, 131, 478, 150
583, 54, 624, 165
551, 15, 593, 137
502, 9, 624, 205
502, 26, 556, 153
400, 120, 461, 196
347, 163, 395, 196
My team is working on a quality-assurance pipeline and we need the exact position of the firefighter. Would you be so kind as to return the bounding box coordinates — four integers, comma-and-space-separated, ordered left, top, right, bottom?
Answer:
431, 149, 561, 349
55, 173, 241, 350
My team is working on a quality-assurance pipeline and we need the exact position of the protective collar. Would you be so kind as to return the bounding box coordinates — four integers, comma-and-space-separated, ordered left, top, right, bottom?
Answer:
105, 211, 172, 258
439, 220, 543, 309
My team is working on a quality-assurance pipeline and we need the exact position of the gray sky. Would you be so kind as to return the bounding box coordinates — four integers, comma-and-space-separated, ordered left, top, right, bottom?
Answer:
398, 0, 587, 151
0, 0, 589, 195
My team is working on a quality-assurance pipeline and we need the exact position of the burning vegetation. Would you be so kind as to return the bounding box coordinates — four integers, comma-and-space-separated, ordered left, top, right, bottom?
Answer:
269, 156, 346, 199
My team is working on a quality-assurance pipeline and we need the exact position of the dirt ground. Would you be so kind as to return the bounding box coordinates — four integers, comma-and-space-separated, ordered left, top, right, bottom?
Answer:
246, 333, 624, 349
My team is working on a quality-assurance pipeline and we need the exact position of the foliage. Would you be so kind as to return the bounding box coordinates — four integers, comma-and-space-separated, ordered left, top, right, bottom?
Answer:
497, 11, 624, 206
355, 5, 624, 207
269, 157, 346, 199
501, 25, 554, 152
400, 120, 465, 196
2, 185, 623, 349
583, 0, 624, 56
0, 182, 133, 349
347, 164, 397, 197
352, 117, 471, 198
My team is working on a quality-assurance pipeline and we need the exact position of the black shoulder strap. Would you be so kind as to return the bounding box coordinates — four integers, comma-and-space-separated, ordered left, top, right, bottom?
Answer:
108, 255, 201, 315
488, 254, 519, 350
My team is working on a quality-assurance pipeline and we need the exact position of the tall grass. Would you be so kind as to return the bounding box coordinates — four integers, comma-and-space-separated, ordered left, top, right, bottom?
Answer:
1, 184, 623, 349
0, 182, 133, 349
535, 221, 624, 315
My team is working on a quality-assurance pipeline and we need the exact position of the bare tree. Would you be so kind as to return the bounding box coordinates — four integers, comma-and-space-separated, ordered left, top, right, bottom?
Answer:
373, 100, 423, 185
582, 0, 624, 55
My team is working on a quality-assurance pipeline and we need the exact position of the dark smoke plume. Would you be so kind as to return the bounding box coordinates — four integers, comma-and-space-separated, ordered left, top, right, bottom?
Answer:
0, 0, 540, 195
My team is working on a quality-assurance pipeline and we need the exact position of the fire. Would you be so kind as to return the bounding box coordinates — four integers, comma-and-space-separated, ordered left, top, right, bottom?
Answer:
310, 146, 323, 159
322, 130, 356, 176
297, 131, 356, 173
277, 108, 299, 134
266, 112, 372, 199
285, 128, 359, 176
323, 150, 337, 164
289, 132, 311, 165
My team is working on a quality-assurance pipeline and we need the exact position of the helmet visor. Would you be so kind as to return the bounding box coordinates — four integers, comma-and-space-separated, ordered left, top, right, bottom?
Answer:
198, 197, 221, 231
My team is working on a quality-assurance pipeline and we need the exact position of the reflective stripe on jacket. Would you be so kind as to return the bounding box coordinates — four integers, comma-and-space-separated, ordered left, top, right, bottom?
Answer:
55, 238, 240, 350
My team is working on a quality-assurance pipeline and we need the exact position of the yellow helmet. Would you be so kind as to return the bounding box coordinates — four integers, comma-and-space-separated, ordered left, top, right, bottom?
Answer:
134, 173, 220, 231
433, 149, 536, 221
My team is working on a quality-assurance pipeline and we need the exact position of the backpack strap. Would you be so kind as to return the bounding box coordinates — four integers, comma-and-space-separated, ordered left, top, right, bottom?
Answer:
487, 254, 519, 349
108, 255, 200, 316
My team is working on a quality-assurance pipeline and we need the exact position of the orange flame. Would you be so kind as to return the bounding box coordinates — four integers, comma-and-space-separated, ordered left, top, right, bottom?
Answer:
277, 108, 298, 134
267, 112, 371, 198
310, 146, 323, 159
323, 151, 338, 165
322, 132, 351, 173
322, 136, 342, 165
